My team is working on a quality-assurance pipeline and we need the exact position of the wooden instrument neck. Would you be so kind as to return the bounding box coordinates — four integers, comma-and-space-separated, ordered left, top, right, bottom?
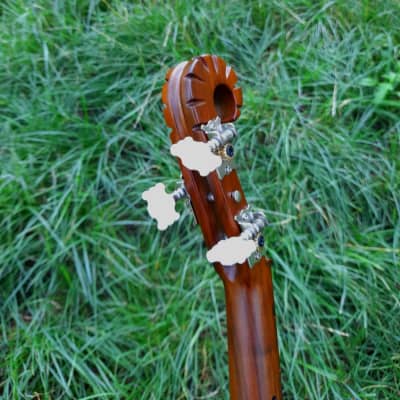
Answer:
218, 258, 282, 400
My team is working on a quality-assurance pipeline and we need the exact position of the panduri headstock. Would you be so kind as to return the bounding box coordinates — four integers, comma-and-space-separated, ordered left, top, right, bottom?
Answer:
143, 54, 268, 269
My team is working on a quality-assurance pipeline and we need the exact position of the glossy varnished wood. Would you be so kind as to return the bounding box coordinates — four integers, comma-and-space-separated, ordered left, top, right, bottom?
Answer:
162, 55, 282, 400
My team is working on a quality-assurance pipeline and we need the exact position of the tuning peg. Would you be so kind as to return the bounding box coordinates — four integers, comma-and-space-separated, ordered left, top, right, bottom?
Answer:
207, 236, 257, 265
170, 117, 237, 177
206, 207, 268, 266
142, 182, 188, 230
170, 137, 222, 176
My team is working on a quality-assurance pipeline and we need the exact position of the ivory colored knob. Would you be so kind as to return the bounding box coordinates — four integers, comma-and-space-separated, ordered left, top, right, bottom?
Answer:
206, 236, 257, 266
170, 137, 222, 176
142, 183, 180, 231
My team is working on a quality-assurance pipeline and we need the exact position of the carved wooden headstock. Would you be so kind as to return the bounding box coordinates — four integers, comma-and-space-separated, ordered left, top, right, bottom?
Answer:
143, 54, 268, 269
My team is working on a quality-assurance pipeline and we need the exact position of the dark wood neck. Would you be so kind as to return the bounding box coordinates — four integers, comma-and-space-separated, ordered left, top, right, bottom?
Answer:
216, 258, 282, 400
162, 54, 283, 399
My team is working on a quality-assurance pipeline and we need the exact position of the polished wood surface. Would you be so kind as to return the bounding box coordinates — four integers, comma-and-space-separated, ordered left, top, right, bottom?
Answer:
162, 54, 282, 400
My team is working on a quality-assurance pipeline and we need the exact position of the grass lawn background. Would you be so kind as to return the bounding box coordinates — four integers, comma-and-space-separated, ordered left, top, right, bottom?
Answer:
1, 1, 399, 399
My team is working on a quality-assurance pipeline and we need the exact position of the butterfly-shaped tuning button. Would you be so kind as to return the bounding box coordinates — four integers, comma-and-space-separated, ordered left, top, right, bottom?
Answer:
206, 207, 268, 266
142, 183, 188, 230
170, 116, 237, 177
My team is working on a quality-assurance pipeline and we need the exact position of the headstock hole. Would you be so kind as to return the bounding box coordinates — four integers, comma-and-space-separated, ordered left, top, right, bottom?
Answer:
213, 84, 235, 121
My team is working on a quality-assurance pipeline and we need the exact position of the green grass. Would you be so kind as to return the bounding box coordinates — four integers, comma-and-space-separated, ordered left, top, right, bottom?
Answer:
1, 0, 399, 399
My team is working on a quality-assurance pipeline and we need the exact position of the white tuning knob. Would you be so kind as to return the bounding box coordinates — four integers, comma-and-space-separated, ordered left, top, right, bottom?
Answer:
207, 236, 257, 265
170, 137, 222, 176
170, 117, 237, 176
206, 207, 268, 266
142, 183, 184, 230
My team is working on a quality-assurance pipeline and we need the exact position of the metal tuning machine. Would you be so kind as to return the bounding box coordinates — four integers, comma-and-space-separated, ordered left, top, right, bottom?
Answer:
206, 206, 268, 266
170, 116, 237, 178
201, 116, 237, 179
142, 181, 190, 231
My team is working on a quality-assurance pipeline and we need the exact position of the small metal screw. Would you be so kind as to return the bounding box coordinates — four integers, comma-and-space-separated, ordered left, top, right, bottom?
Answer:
207, 193, 215, 202
223, 143, 234, 159
231, 190, 241, 203
225, 165, 232, 174
257, 234, 265, 248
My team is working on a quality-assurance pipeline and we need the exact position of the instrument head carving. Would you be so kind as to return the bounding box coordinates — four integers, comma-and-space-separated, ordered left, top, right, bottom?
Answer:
143, 54, 269, 269
161, 55, 265, 268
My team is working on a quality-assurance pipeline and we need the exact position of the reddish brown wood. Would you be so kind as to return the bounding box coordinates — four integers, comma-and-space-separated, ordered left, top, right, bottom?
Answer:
162, 55, 282, 400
